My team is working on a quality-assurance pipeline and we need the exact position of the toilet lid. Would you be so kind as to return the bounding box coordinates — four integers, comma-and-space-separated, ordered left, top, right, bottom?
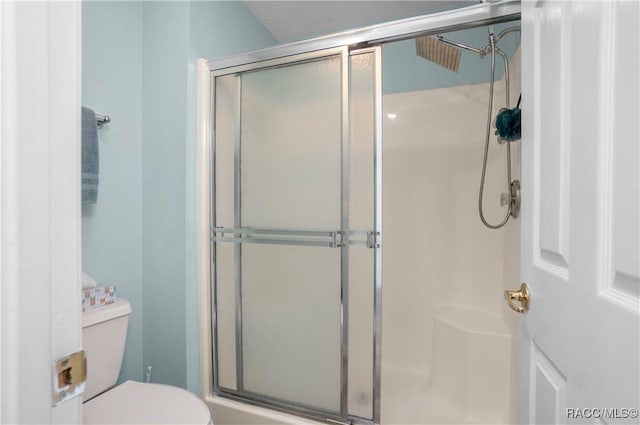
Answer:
84, 380, 212, 425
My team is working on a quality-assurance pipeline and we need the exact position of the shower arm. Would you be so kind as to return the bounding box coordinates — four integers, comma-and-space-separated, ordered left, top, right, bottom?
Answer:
436, 35, 486, 56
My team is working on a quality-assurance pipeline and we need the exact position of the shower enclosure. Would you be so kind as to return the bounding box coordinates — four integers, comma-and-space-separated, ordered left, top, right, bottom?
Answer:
198, 2, 522, 425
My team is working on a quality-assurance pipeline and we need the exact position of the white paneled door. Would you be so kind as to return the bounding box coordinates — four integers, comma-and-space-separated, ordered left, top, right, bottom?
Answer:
520, 1, 639, 423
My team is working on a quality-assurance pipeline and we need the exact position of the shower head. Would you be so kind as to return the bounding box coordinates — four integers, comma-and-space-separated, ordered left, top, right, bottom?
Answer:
415, 25, 520, 73
415, 36, 461, 73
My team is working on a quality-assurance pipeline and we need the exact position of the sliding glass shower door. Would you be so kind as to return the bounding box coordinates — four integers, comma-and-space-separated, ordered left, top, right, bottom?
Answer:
211, 46, 380, 424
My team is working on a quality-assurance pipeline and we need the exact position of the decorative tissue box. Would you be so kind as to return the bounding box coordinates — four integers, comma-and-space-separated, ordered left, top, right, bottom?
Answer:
82, 286, 116, 312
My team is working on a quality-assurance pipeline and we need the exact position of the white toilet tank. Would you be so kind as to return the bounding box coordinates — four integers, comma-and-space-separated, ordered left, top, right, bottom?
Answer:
82, 299, 132, 401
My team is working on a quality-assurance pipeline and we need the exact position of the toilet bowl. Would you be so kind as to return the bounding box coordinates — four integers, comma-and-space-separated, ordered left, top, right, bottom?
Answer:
83, 380, 212, 424
82, 299, 212, 425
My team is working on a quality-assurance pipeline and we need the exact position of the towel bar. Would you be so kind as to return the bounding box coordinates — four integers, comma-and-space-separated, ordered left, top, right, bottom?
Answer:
95, 113, 111, 128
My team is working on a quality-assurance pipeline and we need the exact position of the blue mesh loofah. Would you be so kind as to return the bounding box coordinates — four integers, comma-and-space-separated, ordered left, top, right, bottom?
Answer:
494, 95, 521, 144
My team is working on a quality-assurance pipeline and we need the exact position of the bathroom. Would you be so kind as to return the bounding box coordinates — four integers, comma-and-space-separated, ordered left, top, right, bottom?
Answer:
80, 1, 522, 423
2, 0, 637, 424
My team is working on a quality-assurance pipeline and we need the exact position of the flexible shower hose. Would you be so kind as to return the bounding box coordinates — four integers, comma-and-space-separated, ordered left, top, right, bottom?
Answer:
478, 34, 514, 229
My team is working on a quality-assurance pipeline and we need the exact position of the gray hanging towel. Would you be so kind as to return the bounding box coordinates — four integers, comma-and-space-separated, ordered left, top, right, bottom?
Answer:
81, 106, 99, 203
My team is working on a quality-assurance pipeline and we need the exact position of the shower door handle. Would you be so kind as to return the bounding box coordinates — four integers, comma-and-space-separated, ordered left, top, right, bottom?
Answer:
211, 227, 343, 248
504, 283, 530, 313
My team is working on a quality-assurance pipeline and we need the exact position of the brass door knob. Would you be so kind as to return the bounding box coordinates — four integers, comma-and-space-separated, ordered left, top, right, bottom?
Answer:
504, 283, 530, 313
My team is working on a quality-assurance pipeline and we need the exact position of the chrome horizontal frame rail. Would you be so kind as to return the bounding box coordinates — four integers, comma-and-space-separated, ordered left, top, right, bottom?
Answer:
214, 227, 340, 238
213, 227, 343, 248
211, 47, 345, 78
213, 228, 379, 248
207, 0, 519, 71
213, 236, 340, 248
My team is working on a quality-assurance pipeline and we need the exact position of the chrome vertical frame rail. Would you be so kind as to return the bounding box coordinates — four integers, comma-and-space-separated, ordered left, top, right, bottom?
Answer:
339, 48, 350, 419
233, 75, 244, 391
209, 71, 219, 393
372, 45, 383, 425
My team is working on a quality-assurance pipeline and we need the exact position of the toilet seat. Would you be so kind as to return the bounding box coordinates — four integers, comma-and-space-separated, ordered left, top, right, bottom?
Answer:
83, 380, 212, 425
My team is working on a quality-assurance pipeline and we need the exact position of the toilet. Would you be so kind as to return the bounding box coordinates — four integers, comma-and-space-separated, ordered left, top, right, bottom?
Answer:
82, 299, 212, 425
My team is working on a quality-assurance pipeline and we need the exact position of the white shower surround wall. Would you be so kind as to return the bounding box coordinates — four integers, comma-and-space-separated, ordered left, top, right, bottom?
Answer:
200, 47, 522, 424
381, 47, 521, 425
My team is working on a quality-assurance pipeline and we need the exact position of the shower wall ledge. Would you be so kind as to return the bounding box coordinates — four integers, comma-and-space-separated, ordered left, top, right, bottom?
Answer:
380, 304, 513, 424
434, 304, 510, 337
430, 304, 512, 423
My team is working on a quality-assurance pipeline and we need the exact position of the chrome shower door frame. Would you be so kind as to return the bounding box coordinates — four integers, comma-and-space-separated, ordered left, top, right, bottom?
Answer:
210, 46, 381, 424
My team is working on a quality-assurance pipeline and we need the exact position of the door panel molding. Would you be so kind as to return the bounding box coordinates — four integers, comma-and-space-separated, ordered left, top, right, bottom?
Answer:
533, 0, 571, 278
597, 1, 639, 308
528, 341, 567, 425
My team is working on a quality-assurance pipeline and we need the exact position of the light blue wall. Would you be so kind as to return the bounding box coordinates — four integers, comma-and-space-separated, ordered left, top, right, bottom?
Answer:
184, 1, 277, 393
141, 0, 276, 393
142, 2, 189, 387
141, 1, 191, 389
82, 1, 144, 384
383, 23, 520, 94
82, 0, 275, 393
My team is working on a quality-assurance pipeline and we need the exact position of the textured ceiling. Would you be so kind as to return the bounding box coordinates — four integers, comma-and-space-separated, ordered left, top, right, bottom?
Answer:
244, 1, 477, 43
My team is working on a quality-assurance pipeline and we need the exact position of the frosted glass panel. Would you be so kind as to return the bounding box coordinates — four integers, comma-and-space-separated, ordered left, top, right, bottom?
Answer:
242, 244, 341, 412
348, 52, 375, 419
349, 53, 375, 231
240, 57, 342, 229
214, 243, 237, 390
215, 74, 237, 228
214, 74, 238, 390
348, 247, 374, 417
